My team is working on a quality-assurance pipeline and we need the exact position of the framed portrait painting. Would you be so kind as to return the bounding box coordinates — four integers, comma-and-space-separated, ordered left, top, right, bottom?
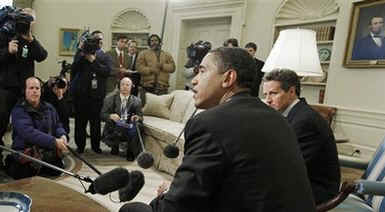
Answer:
344, 0, 385, 68
59, 28, 80, 56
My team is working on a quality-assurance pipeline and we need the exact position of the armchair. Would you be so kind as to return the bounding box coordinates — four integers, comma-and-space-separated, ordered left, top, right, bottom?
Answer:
316, 136, 385, 212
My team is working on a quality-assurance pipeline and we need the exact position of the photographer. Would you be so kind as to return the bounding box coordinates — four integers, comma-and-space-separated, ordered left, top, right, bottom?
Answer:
100, 77, 143, 161
41, 75, 71, 134
184, 40, 211, 90
0, 7, 47, 164
71, 30, 112, 154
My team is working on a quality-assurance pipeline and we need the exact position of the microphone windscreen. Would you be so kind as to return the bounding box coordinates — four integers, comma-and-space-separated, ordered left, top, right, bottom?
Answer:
119, 170, 145, 202
163, 144, 179, 159
137, 152, 154, 169
93, 168, 130, 195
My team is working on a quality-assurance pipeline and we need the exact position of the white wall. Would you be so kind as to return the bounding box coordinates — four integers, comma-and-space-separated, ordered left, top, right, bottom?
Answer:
33, 0, 166, 80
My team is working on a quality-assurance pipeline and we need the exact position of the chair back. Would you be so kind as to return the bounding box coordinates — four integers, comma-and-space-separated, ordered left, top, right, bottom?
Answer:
361, 136, 385, 211
310, 104, 337, 128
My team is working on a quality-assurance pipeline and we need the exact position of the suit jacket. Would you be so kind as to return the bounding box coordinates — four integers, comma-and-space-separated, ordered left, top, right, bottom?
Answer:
150, 92, 315, 212
352, 35, 385, 60
286, 98, 340, 204
127, 53, 137, 71
105, 49, 130, 93
250, 58, 265, 97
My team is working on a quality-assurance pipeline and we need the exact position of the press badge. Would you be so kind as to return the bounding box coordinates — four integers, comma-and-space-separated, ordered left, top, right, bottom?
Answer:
91, 74, 97, 89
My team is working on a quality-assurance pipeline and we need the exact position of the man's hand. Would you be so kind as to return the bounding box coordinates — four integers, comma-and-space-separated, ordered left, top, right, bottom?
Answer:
156, 181, 169, 196
110, 113, 120, 121
8, 40, 18, 54
55, 137, 68, 153
131, 115, 140, 122
85, 54, 96, 63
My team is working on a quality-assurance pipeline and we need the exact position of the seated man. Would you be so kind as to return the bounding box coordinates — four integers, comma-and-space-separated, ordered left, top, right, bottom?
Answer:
262, 69, 340, 204
100, 77, 143, 161
120, 48, 315, 212
5, 77, 68, 180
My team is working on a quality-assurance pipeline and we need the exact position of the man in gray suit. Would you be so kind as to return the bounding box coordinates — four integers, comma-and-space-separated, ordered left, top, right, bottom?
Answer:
105, 35, 130, 93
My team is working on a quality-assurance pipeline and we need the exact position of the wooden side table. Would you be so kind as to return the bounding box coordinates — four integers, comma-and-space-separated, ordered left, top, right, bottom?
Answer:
0, 176, 108, 212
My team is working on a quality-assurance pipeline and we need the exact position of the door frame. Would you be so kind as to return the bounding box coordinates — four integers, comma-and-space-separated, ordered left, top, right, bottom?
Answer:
167, 0, 246, 90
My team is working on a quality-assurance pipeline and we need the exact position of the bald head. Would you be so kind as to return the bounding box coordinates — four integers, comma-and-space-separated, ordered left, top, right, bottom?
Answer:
119, 77, 133, 96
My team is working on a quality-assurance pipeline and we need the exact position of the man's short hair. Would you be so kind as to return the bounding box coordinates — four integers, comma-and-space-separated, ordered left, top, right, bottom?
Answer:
117, 35, 128, 41
263, 69, 301, 97
245, 42, 257, 51
209, 47, 256, 89
223, 38, 239, 47
129, 40, 138, 45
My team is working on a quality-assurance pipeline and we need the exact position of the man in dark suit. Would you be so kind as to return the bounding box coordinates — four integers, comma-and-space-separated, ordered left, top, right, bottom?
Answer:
263, 69, 340, 204
119, 48, 316, 212
352, 16, 385, 60
125, 40, 140, 96
245, 42, 264, 97
105, 35, 130, 93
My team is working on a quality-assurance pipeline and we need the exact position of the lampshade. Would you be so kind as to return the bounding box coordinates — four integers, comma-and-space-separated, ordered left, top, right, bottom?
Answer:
262, 28, 323, 77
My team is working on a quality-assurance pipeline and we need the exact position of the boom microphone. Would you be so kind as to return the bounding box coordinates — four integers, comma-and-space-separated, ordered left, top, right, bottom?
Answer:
134, 121, 154, 169
118, 170, 145, 202
163, 108, 198, 159
87, 167, 130, 195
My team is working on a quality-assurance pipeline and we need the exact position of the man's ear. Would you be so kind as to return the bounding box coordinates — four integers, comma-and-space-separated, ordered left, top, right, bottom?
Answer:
222, 69, 237, 88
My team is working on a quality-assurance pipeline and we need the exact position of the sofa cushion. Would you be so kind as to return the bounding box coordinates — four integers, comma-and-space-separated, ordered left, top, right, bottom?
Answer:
143, 93, 174, 119
169, 90, 194, 123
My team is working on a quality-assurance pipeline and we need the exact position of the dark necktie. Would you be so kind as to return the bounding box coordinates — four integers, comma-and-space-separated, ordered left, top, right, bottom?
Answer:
119, 52, 123, 67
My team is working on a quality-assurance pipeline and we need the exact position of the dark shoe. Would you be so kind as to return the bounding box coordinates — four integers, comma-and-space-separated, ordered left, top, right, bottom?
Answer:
110, 146, 119, 155
76, 148, 84, 154
126, 153, 135, 161
92, 148, 102, 154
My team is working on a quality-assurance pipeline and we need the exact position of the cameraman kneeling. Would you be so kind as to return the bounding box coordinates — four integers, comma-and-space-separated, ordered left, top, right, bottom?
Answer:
5, 77, 68, 180
101, 77, 143, 161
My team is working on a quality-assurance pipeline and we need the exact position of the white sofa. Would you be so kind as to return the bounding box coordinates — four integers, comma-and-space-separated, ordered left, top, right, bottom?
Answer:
142, 90, 197, 175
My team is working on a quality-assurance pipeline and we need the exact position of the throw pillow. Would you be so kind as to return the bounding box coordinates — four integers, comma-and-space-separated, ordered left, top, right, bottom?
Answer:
143, 93, 174, 119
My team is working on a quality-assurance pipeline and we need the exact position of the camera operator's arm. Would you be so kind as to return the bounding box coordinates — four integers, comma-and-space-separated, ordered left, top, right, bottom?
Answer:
100, 94, 120, 122
88, 52, 112, 78
26, 35, 48, 62
0, 32, 16, 62
136, 51, 153, 75
161, 52, 176, 73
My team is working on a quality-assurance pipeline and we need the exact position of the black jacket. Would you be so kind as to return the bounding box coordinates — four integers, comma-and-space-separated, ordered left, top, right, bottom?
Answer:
0, 32, 47, 91
250, 58, 264, 97
287, 98, 341, 204
150, 92, 316, 212
71, 49, 112, 100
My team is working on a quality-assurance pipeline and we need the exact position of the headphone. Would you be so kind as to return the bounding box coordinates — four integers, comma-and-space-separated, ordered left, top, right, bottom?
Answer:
147, 34, 162, 47
22, 76, 44, 97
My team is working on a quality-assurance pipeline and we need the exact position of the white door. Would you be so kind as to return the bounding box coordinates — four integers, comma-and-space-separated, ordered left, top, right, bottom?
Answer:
175, 16, 231, 90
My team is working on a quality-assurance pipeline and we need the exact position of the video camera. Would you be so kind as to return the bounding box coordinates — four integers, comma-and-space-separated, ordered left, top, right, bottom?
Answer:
185, 40, 212, 69
0, 6, 33, 36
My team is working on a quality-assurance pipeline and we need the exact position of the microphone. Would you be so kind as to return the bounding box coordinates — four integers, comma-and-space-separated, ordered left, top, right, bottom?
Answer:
118, 170, 145, 202
0, 144, 93, 184
134, 121, 154, 169
163, 108, 198, 159
87, 167, 130, 195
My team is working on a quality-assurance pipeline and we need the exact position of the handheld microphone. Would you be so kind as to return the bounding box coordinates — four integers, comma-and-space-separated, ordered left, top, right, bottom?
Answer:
163, 108, 198, 159
118, 170, 145, 202
87, 167, 130, 195
134, 121, 154, 169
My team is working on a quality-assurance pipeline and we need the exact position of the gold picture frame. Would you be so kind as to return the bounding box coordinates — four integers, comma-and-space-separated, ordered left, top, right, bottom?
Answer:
59, 28, 80, 56
344, 0, 385, 68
